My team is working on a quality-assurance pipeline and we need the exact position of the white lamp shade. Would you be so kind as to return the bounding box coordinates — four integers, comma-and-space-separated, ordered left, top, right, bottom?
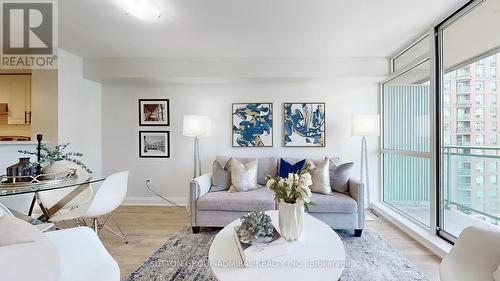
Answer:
183, 115, 211, 137
352, 114, 380, 137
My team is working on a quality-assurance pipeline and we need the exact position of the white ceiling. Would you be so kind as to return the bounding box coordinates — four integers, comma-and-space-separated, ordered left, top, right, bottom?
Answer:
59, 0, 465, 59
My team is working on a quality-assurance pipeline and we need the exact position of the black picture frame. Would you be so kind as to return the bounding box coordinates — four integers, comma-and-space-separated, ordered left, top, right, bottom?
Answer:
139, 131, 170, 158
139, 99, 170, 126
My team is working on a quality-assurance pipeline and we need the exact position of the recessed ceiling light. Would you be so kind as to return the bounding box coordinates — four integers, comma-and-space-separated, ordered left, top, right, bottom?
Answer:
114, 0, 163, 22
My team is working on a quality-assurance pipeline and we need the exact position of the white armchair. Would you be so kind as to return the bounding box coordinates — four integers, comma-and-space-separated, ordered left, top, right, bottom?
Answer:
0, 203, 120, 281
440, 226, 500, 281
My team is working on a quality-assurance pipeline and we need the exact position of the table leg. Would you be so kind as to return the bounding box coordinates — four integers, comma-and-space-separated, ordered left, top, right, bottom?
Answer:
36, 183, 89, 221
27, 195, 37, 216
35, 191, 51, 221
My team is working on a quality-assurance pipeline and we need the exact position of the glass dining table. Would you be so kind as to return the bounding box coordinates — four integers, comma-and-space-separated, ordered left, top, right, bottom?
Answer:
0, 170, 113, 221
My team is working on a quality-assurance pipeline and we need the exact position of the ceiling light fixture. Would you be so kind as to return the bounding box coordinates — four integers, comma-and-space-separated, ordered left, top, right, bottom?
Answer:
119, 0, 162, 22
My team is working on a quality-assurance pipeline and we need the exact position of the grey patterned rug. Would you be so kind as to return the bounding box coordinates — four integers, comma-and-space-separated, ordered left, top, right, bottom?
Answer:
124, 227, 428, 281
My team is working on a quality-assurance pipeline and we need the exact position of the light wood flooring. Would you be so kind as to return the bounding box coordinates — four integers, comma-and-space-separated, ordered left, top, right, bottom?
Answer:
90, 206, 441, 280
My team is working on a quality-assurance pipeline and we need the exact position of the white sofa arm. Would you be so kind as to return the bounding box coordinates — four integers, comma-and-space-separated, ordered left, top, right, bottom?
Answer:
190, 173, 212, 226
45, 227, 120, 281
348, 178, 365, 230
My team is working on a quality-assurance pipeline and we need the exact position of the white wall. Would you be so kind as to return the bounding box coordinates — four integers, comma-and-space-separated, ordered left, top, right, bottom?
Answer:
58, 49, 102, 172
102, 78, 380, 205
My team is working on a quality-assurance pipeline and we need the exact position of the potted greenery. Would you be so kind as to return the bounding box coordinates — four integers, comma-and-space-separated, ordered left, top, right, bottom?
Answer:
19, 143, 92, 175
265, 162, 314, 241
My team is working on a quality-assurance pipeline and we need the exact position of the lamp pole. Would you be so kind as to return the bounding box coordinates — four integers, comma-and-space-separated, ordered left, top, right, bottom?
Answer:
193, 136, 201, 179
352, 114, 379, 214
360, 136, 371, 207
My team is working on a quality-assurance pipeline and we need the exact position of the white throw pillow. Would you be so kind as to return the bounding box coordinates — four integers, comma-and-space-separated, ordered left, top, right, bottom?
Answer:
0, 215, 44, 247
309, 158, 332, 195
228, 158, 259, 192
0, 203, 12, 217
0, 215, 60, 281
494, 264, 500, 281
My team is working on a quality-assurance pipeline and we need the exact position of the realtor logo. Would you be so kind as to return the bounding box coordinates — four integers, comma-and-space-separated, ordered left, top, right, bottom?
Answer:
0, 1, 57, 69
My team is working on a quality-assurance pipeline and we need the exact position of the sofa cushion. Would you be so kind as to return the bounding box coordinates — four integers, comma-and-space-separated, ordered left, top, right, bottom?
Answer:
217, 156, 277, 185
310, 158, 332, 195
228, 158, 259, 192
494, 264, 500, 281
330, 159, 354, 194
0, 215, 61, 281
0, 215, 46, 247
307, 192, 357, 213
197, 187, 275, 212
302, 157, 352, 193
278, 158, 306, 178
211, 160, 231, 192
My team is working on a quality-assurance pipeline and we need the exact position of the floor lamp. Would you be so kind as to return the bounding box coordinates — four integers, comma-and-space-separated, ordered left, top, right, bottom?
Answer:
352, 114, 380, 212
183, 115, 212, 179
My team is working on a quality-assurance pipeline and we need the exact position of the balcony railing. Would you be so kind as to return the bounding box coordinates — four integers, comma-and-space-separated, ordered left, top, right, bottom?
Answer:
383, 145, 500, 237
443, 145, 500, 228
456, 100, 472, 106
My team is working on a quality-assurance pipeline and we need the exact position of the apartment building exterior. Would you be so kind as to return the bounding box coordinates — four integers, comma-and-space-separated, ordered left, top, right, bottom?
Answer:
443, 53, 499, 224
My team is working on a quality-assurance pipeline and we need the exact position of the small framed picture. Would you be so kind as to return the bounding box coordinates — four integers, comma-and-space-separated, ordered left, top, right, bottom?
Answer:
139, 99, 170, 126
139, 131, 170, 158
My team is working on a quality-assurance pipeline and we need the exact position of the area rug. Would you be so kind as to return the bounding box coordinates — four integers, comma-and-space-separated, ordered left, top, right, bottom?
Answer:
124, 227, 428, 281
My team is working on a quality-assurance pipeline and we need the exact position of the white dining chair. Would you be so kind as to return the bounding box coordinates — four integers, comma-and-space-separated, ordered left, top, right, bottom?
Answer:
440, 226, 500, 281
49, 171, 129, 243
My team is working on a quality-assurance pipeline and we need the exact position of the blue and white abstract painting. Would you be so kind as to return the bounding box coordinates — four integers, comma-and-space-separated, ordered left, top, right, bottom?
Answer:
232, 103, 273, 147
283, 103, 326, 147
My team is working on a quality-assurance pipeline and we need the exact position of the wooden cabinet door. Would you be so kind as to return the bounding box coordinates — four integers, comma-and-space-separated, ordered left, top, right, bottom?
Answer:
5, 75, 31, 124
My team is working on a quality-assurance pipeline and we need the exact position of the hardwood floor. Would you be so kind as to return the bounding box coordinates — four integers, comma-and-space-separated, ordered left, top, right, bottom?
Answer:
90, 206, 441, 280
365, 213, 442, 281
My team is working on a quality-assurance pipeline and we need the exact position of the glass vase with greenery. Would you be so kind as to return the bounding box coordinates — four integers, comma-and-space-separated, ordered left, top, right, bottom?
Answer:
19, 143, 92, 174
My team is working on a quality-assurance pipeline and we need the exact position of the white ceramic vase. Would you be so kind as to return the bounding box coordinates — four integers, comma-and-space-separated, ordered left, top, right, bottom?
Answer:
278, 200, 304, 241
42, 161, 69, 175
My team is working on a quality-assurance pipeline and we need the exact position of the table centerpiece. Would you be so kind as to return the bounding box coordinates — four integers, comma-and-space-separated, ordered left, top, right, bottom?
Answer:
265, 161, 314, 241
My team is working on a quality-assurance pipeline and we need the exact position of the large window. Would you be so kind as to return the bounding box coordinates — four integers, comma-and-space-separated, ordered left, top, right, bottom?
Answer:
382, 59, 431, 227
381, 0, 500, 242
438, 0, 500, 238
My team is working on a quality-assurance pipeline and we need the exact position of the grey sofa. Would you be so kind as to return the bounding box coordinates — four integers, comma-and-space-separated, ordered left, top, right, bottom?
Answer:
189, 156, 365, 236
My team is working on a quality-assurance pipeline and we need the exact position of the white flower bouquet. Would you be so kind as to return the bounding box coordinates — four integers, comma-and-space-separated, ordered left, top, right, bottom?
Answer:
265, 161, 315, 208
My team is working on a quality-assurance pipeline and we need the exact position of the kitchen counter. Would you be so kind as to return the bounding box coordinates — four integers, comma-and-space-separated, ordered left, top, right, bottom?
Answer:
0, 141, 38, 145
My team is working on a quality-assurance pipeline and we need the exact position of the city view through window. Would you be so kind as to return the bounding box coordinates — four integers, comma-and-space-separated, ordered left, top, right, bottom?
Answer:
442, 53, 499, 236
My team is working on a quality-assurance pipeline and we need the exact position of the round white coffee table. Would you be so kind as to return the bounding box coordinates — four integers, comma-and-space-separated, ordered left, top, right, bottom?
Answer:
208, 210, 345, 281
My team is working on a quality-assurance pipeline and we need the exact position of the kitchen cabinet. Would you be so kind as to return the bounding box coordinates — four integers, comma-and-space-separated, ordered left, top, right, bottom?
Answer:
0, 75, 31, 124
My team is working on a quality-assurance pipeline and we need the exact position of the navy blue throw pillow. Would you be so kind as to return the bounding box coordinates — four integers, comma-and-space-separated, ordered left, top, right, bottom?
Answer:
279, 158, 306, 178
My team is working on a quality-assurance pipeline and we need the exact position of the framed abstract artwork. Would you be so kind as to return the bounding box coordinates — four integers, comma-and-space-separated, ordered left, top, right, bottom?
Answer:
139, 99, 170, 126
232, 103, 273, 147
283, 102, 326, 147
139, 131, 170, 158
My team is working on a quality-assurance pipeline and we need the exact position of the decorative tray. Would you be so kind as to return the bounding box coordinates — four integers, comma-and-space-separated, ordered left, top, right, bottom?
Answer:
0, 170, 77, 188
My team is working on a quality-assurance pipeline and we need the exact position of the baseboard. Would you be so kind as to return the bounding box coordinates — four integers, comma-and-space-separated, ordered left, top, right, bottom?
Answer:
122, 196, 188, 206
